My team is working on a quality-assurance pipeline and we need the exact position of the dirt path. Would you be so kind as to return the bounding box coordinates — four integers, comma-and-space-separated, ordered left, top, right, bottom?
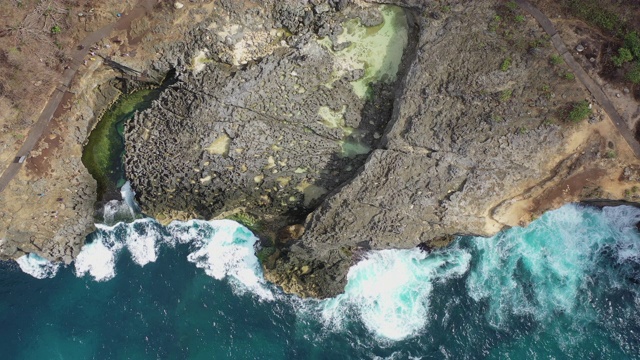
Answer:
515, 0, 640, 158
0, 0, 156, 193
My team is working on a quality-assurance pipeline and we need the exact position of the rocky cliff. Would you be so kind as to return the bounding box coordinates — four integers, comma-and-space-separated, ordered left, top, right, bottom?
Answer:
121, 0, 640, 298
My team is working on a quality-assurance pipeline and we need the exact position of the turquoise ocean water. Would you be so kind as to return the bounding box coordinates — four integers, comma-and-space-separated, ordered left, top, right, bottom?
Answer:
2, 203, 640, 359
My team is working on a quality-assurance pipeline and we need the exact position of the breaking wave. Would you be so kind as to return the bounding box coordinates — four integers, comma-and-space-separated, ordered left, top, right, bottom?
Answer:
12, 203, 640, 354
16, 253, 60, 279
320, 248, 471, 341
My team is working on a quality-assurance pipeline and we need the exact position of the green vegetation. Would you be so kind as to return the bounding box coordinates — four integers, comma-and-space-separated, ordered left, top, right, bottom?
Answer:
441, 5, 451, 13
612, 47, 633, 67
82, 89, 158, 199
50, 25, 61, 35
565, 1, 640, 83
566, 100, 591, 123
628, 62, 640, 84
514, 15, 525, 23
489, 15, 502, 32
550, 54, 563, 65
227, 212, 263, 233
605, 150, 617, 159
566, 0, 622, 33
500, 57, 512, 71
506, 1, 518, 11
564, 72, 575, 80
500, 89, 513, 102
256, 246, 276, 265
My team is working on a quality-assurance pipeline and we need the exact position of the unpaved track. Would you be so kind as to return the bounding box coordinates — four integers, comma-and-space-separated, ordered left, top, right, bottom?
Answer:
0, 0, 156, 193
515, 0, 640, 158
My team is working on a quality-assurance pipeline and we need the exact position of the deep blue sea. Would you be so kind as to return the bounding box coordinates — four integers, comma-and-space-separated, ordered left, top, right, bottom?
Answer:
2, 203, 640, 359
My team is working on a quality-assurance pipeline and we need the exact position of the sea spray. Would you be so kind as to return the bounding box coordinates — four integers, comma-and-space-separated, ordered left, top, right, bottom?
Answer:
463, 204, 640, 328
9, 204, 640, 359
71, 218, 275, 299
321, 248, 471, 341
167, 219, 274, 300
15, 253, 60, 279
99, 181, 142, 225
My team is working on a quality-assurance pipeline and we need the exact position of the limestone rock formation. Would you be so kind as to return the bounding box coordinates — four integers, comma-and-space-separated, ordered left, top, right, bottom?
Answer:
125, 1, 640, 298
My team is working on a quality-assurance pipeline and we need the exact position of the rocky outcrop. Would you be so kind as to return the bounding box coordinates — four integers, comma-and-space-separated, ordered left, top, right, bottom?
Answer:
125, 2, 414, 231
263, 1, 640, 297
123, 0, 640, 298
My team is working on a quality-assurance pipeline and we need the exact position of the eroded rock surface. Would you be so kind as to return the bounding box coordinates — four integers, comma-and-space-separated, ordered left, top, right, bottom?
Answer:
125, 2, 413, 230
123, 1, 640, 298
263, 1, 640, 297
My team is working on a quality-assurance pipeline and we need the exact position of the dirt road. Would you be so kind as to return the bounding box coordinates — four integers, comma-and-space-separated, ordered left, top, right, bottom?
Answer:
515, 0, 640, 158
0, 0, 156, 193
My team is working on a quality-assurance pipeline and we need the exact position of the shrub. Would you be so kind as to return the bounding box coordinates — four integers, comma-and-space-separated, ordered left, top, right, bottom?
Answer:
567, 100, 591, 122
550, 54, 563, 65
514, 15, 525, 23
624, 31, 640, 58
500, 89, 513, 102
627, 62, 640, 84
50, 25, 61, 35
612, 47, 633, 67
500, 57, 512, 71
506, 1, 518, 11
489, 15, 502, 32
564, 72, 576, 80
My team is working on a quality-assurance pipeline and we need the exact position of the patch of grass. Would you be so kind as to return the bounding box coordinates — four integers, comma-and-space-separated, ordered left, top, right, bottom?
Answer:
227, 212, 263, 233
564, 72, 576, 80
441, 5, 451, 13
567, 100, 591, 122
506, 1, 518, 11
628, 62, 640, 84
605, 150, 617, 159
50, 25, 61, 35
489, 15, 502, 32
500, 89, 513, 102
514, 14, 525, 23
500, 56, 512, 71
550, 54, 563, 65
566, 0, 622, 33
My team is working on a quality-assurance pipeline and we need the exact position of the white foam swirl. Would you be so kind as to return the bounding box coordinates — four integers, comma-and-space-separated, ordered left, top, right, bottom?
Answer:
16, 253, 60, 279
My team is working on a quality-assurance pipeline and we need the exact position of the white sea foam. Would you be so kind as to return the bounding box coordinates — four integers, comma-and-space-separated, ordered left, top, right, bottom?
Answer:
16, 253, 60, 279
125, 220, 165, 266
71, 217, 274, 300
170, 219, 274, 301
465, 204, 640, 328
74, 232, 122, 281
321, 248, 471, 341
121, 181, 141, 218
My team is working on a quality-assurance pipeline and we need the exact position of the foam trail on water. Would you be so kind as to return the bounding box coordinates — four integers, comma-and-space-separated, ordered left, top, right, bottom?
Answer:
16, 253, 60, 279
321, 248, 471, 341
